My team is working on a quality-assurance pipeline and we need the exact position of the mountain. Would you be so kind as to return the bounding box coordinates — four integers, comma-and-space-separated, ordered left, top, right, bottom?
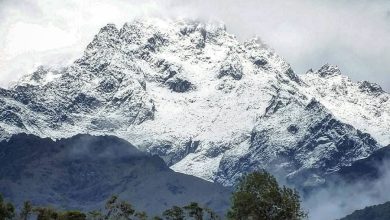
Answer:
0, 18, 387, 187
216, 98, 380, 187
325, 144, 390, 184
301, 65, 390, 146
0, 133, 230, 214
340, 201, 390, 220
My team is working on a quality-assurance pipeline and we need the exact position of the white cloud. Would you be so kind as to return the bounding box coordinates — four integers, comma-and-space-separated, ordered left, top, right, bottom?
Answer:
4, 22, 77, 55
0, 0, 163, 87
304, 160, 390, 220
0, 0, 389, 91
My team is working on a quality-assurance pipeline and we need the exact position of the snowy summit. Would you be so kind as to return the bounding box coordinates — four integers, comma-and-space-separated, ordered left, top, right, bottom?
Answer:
0, 18, 388, 187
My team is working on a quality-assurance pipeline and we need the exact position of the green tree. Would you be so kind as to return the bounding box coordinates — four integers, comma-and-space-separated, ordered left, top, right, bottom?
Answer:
204, 207, 219, 220
134, 211, 147, 220
227, 170, 307, 220
59, 211, 87, 220
162, 206, 185, 220
104, 195, 118, 220
0, 194, 15, 220
117, 200, 135, 219
33, 207, 59, 220
183, 203, 203, 220
87, 210, 104, 220
19, 201, 33, 220
104, 195, 135, 220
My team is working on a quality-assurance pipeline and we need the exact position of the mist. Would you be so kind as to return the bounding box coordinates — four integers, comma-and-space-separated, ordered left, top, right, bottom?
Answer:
0, 1, 389, 217
303, 160, 390, 220
0, 0, 389, 91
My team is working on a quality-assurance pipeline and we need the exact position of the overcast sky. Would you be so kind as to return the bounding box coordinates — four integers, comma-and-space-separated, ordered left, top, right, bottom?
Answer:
0, 0, 389, 91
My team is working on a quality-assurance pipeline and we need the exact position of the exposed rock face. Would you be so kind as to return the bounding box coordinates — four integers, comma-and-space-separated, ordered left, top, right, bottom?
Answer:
166, 77, 194, 92
0, 18, 388, 187
218, 54, 243, 80
301, 65, 390, 146
215, 97, 380, 186
325, 144, 390, 185
316, 63, 341, 77
358, 81, 384, 95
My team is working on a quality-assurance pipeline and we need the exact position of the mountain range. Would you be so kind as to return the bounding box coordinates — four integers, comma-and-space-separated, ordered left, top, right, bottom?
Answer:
0, 133, 230, 215
0, 18, 388, 189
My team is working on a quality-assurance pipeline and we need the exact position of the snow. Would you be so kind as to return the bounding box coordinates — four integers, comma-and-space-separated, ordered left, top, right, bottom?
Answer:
0, 18, 387, 186
301, 67, 390, 146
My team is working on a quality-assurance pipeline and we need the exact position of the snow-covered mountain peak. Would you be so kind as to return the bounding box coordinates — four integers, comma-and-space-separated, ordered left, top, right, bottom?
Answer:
314, 63, 342, 77
358, 80, 385, 95
99, 23, 118, 34
15, 66, 64, 87
0, 18, 387, 187
301, 66, 389, 146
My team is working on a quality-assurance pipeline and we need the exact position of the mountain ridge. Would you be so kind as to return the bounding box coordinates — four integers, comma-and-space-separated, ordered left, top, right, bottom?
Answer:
0, 133, 231, 214
0, 18, 388, 187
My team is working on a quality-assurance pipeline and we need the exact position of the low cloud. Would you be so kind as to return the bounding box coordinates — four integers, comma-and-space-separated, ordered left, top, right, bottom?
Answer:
303, 160, 390, 220
0, 0, 162, 87
0, 0, 389, 91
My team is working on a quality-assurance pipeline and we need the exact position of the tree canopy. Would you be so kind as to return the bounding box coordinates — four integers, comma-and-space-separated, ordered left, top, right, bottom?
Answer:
228, 170, 307, 220
0, 194, 15, 220
0, 170, 307, 220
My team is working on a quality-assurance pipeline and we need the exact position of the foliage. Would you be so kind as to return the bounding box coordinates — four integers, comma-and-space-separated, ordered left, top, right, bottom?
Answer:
227, 170, 307, 220
183, 203, 203, 220
203, 207, 220, 220
33, 207, 59, 220
59, 211, 87, 220
0, 194, 15, 220
104, 195, 135, 220
134, 211, 148, 220
0, 171, 308, 220
87, 210, 104, 220
20, 201, 33, 220
31, 207, 87, 220
163, 206, 185, 220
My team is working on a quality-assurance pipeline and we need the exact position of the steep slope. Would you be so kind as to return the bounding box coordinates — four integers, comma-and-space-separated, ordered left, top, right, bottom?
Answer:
340, 201, 390, 220
215, 97, 379, 186
0, 133, 230, 214
301, 64, 390, 146
0, 18, 385, 187
325, 144, 390, 184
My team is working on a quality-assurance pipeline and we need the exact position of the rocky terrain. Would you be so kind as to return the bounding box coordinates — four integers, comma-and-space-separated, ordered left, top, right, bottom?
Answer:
325, 144, 390, 185
0, 18, 388, 187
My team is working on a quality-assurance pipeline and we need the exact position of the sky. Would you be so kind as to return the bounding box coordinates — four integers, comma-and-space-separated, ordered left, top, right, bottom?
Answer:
0, 0, 389, 91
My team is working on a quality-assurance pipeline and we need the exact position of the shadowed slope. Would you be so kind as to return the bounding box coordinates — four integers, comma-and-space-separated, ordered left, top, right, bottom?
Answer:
0, 133, 230, 214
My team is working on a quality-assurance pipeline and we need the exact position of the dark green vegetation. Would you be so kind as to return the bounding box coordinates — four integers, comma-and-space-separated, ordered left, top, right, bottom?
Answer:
0, 194, 15, 220
1, 171, 306, 220
0, 134, 230, 215
340, 201, 390, 220
1, 194, 220, 220
228, 171, 307, 220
